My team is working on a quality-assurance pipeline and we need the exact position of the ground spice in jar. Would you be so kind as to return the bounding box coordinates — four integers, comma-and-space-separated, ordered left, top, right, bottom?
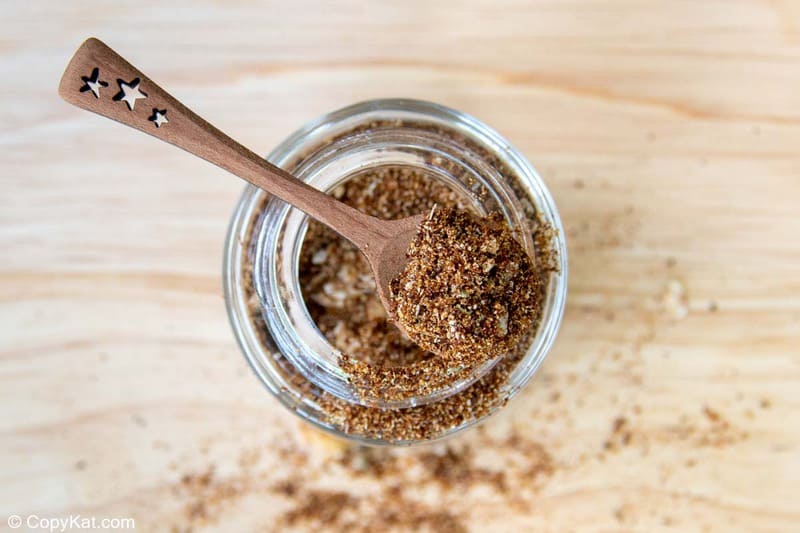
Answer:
391, 207, 542, 366
300, 168, 543, 405
299, 167, 465, 369
241, 119, 559, 442
302, 169, 500, 402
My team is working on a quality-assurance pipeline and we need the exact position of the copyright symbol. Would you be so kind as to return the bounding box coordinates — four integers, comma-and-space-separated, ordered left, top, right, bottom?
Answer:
7, 515, 22, 528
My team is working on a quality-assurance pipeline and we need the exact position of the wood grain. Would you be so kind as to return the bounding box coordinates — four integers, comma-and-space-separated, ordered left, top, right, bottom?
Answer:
58, 38, 425, 321
1, 1, 799, 532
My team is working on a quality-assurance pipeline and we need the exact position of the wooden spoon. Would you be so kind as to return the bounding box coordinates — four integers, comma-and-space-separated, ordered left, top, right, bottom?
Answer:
58, 38, 423, 317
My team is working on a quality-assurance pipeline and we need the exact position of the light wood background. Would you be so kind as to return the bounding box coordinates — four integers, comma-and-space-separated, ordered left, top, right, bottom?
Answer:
1, 1, 798, 532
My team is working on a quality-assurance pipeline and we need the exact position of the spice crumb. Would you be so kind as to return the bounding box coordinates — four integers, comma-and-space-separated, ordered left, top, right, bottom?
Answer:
702, 406, 721, 423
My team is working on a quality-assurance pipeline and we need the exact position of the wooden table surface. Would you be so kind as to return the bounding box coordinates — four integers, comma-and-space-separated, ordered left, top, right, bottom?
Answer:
2, 1, 799, 531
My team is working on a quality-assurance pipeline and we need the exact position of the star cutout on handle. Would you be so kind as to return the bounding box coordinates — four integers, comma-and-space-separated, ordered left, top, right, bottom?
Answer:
79, 68, 108, 98
148, 108, 169, 128
113, 77, 148, 111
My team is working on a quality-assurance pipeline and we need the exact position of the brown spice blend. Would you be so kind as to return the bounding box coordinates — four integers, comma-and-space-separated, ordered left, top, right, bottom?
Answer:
241, 120, 559, 442
304, 169, 506, 403
391, 207, 542, 366
299, 167, 466, 368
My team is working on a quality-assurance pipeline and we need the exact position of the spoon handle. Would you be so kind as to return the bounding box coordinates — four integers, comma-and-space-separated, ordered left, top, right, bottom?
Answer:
58, 38, 382, 250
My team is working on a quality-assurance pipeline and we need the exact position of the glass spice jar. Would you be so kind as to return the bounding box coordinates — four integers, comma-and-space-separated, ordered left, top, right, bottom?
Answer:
223, 99, 567, 445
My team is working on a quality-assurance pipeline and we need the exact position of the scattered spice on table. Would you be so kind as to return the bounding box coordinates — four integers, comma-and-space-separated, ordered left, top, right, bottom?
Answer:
170, 427, 555, 532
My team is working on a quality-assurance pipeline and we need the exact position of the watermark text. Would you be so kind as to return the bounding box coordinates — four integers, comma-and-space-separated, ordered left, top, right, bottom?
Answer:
8, 514, 135, 531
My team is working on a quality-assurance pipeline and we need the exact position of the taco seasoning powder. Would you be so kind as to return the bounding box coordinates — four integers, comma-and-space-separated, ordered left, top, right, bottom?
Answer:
235, 115, 562, 443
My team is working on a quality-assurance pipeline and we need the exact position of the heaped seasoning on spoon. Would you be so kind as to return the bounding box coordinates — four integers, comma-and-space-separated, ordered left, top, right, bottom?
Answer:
391, 207, 542, 367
